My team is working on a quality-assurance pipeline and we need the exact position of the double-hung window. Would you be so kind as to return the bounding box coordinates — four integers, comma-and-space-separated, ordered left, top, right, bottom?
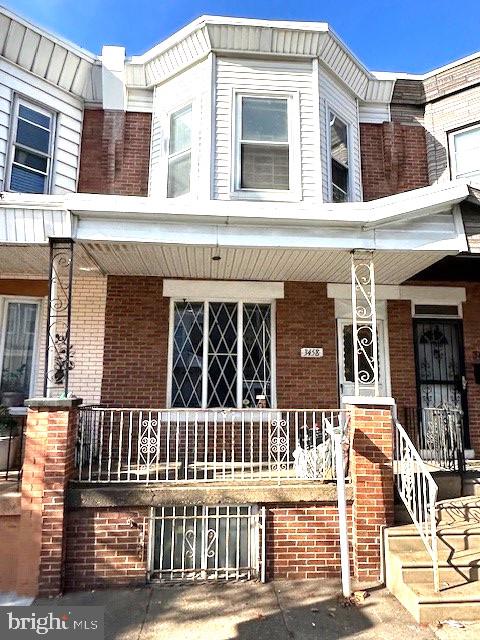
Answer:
170, 300, 273, 409
9, 99, 54, 194
450, 124, 480, 180
329, 111, 350, 202
167, 104, 192, 198
0, 299, 39, 402
237, 96, 290, 192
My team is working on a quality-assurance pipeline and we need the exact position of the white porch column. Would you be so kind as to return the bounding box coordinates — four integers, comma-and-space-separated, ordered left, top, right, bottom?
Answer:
351, 250, 379, 397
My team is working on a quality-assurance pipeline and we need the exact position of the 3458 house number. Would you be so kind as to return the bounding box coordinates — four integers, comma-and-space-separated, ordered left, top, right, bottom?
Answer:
300, 347, 323, 358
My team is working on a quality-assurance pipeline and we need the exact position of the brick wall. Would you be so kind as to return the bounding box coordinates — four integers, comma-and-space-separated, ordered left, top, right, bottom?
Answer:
360, 122, 429, 201
265, 503, 352, 580
34, 276, 107, 403
387, 300, 417, 437
78, 110, 151, 196
101, 277, 339, 408
350, 406, 394, 581
101, 276, 169, 406
17, 402, 80, 597
458, 283, 480, 451
65, 508, 149, 590
277, 282, 338, 408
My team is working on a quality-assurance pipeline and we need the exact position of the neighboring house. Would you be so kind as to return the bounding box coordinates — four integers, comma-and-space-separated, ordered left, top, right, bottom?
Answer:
1, 6, 480, 622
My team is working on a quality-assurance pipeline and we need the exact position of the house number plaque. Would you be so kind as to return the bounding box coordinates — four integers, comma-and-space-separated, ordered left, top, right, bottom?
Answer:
300, 347, 323, 358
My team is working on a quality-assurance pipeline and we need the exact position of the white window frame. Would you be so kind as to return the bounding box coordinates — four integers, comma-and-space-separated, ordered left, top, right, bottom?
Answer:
448, 122, 480, 181
166, 102, 194, 199
0, 296, 42, 406
231, 90, 301, 201
6, 96, 56, 195
166, 297, 277, 410
327, 108, 351, 203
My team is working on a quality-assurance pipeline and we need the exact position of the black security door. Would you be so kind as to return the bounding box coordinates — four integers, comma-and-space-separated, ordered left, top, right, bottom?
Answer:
413, 318, 469, 446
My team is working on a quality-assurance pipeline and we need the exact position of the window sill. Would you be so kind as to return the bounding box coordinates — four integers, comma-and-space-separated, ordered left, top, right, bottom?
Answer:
229, 190, 301, 203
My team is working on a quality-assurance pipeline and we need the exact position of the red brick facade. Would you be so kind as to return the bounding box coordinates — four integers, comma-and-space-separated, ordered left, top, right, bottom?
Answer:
276, 283, 338, 408
101, 276, 169, 406
101, 277, 339, 408
350, 405, 394, 581
265, 503, 353, 579
17, 401, 80, 597
65, 508, 149, 590
360, 122, 429, 201
78, 110, 151, 196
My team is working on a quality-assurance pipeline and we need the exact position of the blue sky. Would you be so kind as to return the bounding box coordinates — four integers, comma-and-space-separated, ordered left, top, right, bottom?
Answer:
4, 0, 480, 73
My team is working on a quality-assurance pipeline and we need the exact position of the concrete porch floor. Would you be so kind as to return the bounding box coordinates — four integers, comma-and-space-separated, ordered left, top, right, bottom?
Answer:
35, 580, 436, 640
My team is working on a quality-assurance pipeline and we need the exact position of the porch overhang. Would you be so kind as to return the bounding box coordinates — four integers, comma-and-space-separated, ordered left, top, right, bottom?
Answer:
0, 180, 475, 284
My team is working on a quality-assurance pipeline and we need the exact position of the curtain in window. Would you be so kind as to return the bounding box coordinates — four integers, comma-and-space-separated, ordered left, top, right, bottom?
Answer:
1, 303, 37, 395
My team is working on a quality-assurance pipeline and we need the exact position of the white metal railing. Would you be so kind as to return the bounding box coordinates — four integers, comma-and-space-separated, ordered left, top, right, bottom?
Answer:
148, 505, 265, 582
76, 407, 349, 484
393, 419, 439, 592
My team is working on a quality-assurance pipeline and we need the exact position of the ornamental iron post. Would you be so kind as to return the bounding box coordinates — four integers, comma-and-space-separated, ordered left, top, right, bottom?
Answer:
43, 238, 74, 398
351, 250, 379, 397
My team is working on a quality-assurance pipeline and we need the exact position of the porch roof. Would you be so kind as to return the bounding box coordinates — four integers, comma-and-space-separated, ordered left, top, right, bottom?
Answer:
0, 180, 478, 284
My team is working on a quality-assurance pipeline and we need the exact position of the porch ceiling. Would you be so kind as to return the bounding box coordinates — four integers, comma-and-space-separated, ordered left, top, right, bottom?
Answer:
0, 243, 99, 278
0, 241, 454, 284
78, 242, 444, 284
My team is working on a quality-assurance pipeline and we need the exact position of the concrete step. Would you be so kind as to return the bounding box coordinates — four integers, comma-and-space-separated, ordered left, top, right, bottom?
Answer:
462, 472, 480, 497
387, 523, 480, 554
385, 499, 480, 624
403, 579, 480, 624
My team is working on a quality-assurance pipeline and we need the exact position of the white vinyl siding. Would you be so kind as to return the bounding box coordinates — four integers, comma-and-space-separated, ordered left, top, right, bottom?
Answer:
0, 59, 83, 194
424, 85, 480, 184
215, 57, 317, 201
319, 65, 362, 202
149, 59, 210, 199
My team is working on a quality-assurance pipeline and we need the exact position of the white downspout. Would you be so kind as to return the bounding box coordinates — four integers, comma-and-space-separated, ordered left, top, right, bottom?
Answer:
331, 422, 351, 598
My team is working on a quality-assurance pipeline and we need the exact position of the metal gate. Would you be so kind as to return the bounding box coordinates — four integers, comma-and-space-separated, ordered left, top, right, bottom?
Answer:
413, 318, 469, 447
148, 505, 265, 582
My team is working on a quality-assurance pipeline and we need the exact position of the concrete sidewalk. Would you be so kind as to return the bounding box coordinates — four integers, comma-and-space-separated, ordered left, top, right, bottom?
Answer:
36, 580, 436, 640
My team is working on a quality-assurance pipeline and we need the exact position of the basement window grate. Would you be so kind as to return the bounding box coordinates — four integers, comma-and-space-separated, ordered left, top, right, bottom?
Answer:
148, 505, 265, 582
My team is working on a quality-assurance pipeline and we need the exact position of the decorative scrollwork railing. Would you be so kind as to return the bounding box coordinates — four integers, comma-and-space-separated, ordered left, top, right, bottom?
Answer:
393, 418, 439, 592
75, 407, 348, 485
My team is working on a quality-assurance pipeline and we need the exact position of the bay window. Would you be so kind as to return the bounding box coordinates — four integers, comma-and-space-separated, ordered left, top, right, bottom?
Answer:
0, 299, 39, 403
450, 124, 480, 180
170, 300, 273, 409
167, 104, 192, 198
236, 95, 290, 192
329, 111, 350, 202
9, 99, 55, 194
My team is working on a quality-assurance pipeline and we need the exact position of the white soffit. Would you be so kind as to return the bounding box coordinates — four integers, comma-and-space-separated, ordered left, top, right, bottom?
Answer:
127, 16, 392, 101
163, 279, 284, 300
80, 243, 446, 285
0, 6, 96, 98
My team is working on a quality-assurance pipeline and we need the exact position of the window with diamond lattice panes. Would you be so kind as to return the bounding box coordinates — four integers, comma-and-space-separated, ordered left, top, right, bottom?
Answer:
170, 301, 272, 408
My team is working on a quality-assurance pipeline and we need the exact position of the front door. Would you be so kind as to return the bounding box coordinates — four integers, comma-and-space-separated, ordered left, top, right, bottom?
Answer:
338, 319, 388, 398
413, 318, 469, 445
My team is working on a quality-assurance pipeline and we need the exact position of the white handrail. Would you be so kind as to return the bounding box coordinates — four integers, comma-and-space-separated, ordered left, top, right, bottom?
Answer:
393, 419, 439, 592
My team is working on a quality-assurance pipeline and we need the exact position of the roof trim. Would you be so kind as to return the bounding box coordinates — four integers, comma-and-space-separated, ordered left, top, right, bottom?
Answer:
0, 180, 471, 228
126, 15, 391, 102
0, 5, 97, 99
